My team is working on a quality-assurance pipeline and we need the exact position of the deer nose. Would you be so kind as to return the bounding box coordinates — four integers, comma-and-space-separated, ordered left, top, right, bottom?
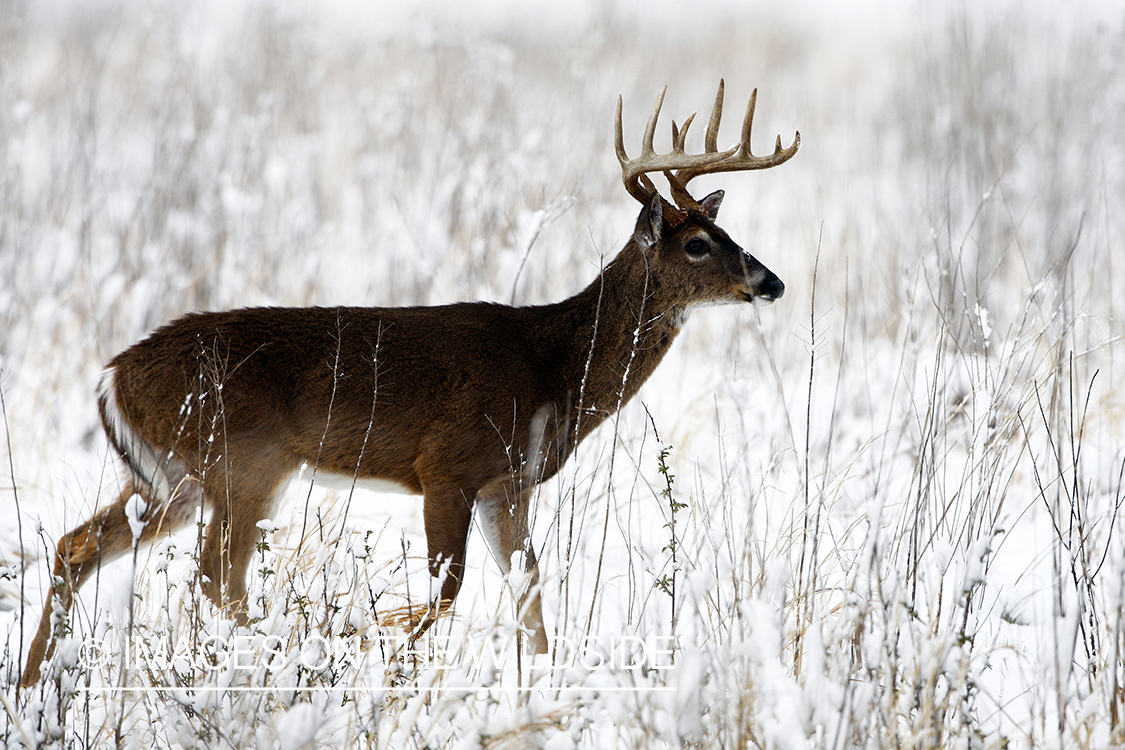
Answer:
758, 273, 785, 301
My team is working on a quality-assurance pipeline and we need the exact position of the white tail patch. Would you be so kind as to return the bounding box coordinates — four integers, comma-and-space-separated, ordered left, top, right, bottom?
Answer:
98, 366, 172, 504
97, 367, 205, 537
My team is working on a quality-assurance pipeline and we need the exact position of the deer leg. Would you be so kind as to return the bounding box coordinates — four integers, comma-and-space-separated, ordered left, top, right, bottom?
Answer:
21, 478, 201, 687
475, 488, 549, 653
198, 508, 258, 622
414, 486, 473, 634
198, 450, 290, 620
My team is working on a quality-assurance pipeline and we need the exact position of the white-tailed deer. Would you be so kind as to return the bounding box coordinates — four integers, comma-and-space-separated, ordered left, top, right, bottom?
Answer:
21, 81, 798, 687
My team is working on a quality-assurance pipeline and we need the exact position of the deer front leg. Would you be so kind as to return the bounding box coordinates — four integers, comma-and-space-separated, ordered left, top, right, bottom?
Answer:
475, 489, 548, 654
198, 450, 291, 620
420, 487, 474, 622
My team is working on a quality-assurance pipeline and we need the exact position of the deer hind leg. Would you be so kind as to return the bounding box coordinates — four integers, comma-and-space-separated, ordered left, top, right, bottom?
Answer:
475, 487, 549, 654
198, 445, 292, 620
20, 476, 202, 687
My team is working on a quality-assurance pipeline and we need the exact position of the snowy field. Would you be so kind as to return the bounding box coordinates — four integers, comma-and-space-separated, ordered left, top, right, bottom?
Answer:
2, 0, 1124, 747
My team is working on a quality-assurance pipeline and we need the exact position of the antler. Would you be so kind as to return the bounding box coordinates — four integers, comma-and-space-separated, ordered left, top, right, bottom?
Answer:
615, 80, 801, 211
615, 85, 737, 205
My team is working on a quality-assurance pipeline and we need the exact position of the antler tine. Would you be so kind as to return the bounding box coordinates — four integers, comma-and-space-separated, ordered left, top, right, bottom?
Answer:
704, 78, 724, 154
739, 88, 757, 154
641, 85, 668, 158
615, 95, 649, 203
671, 112, 697, 153
616, 85, 737, 206
617, 89, 672, 203
737, 89, 801, 165
614, 95, 626, 161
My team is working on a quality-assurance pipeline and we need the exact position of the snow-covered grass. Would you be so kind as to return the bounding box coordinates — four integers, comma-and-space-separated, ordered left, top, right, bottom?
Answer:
2, 1, 1124, 747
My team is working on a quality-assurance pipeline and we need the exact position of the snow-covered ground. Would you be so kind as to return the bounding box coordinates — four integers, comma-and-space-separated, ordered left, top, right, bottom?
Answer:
2, 1, 1123, 747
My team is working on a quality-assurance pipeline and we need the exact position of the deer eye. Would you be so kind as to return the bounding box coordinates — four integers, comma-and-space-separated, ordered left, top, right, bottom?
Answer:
685, 238, 710, 259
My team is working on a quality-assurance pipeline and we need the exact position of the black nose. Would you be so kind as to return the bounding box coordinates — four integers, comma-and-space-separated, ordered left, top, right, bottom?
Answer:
759, 273, 785, 301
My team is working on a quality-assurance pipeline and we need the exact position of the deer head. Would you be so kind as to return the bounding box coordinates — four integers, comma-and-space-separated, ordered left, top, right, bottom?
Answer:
610, 80, 798, 323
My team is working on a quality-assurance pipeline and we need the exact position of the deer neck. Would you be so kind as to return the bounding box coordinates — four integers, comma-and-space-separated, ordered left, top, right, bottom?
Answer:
548, 241, 686, 432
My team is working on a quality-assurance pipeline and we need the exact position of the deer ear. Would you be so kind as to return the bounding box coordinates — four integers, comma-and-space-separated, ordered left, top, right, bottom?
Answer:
635, 193, 663, 249
699, 189, 724, 220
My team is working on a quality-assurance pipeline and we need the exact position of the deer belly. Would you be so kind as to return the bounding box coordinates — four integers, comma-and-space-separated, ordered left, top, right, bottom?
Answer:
307, 469, 417, 496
